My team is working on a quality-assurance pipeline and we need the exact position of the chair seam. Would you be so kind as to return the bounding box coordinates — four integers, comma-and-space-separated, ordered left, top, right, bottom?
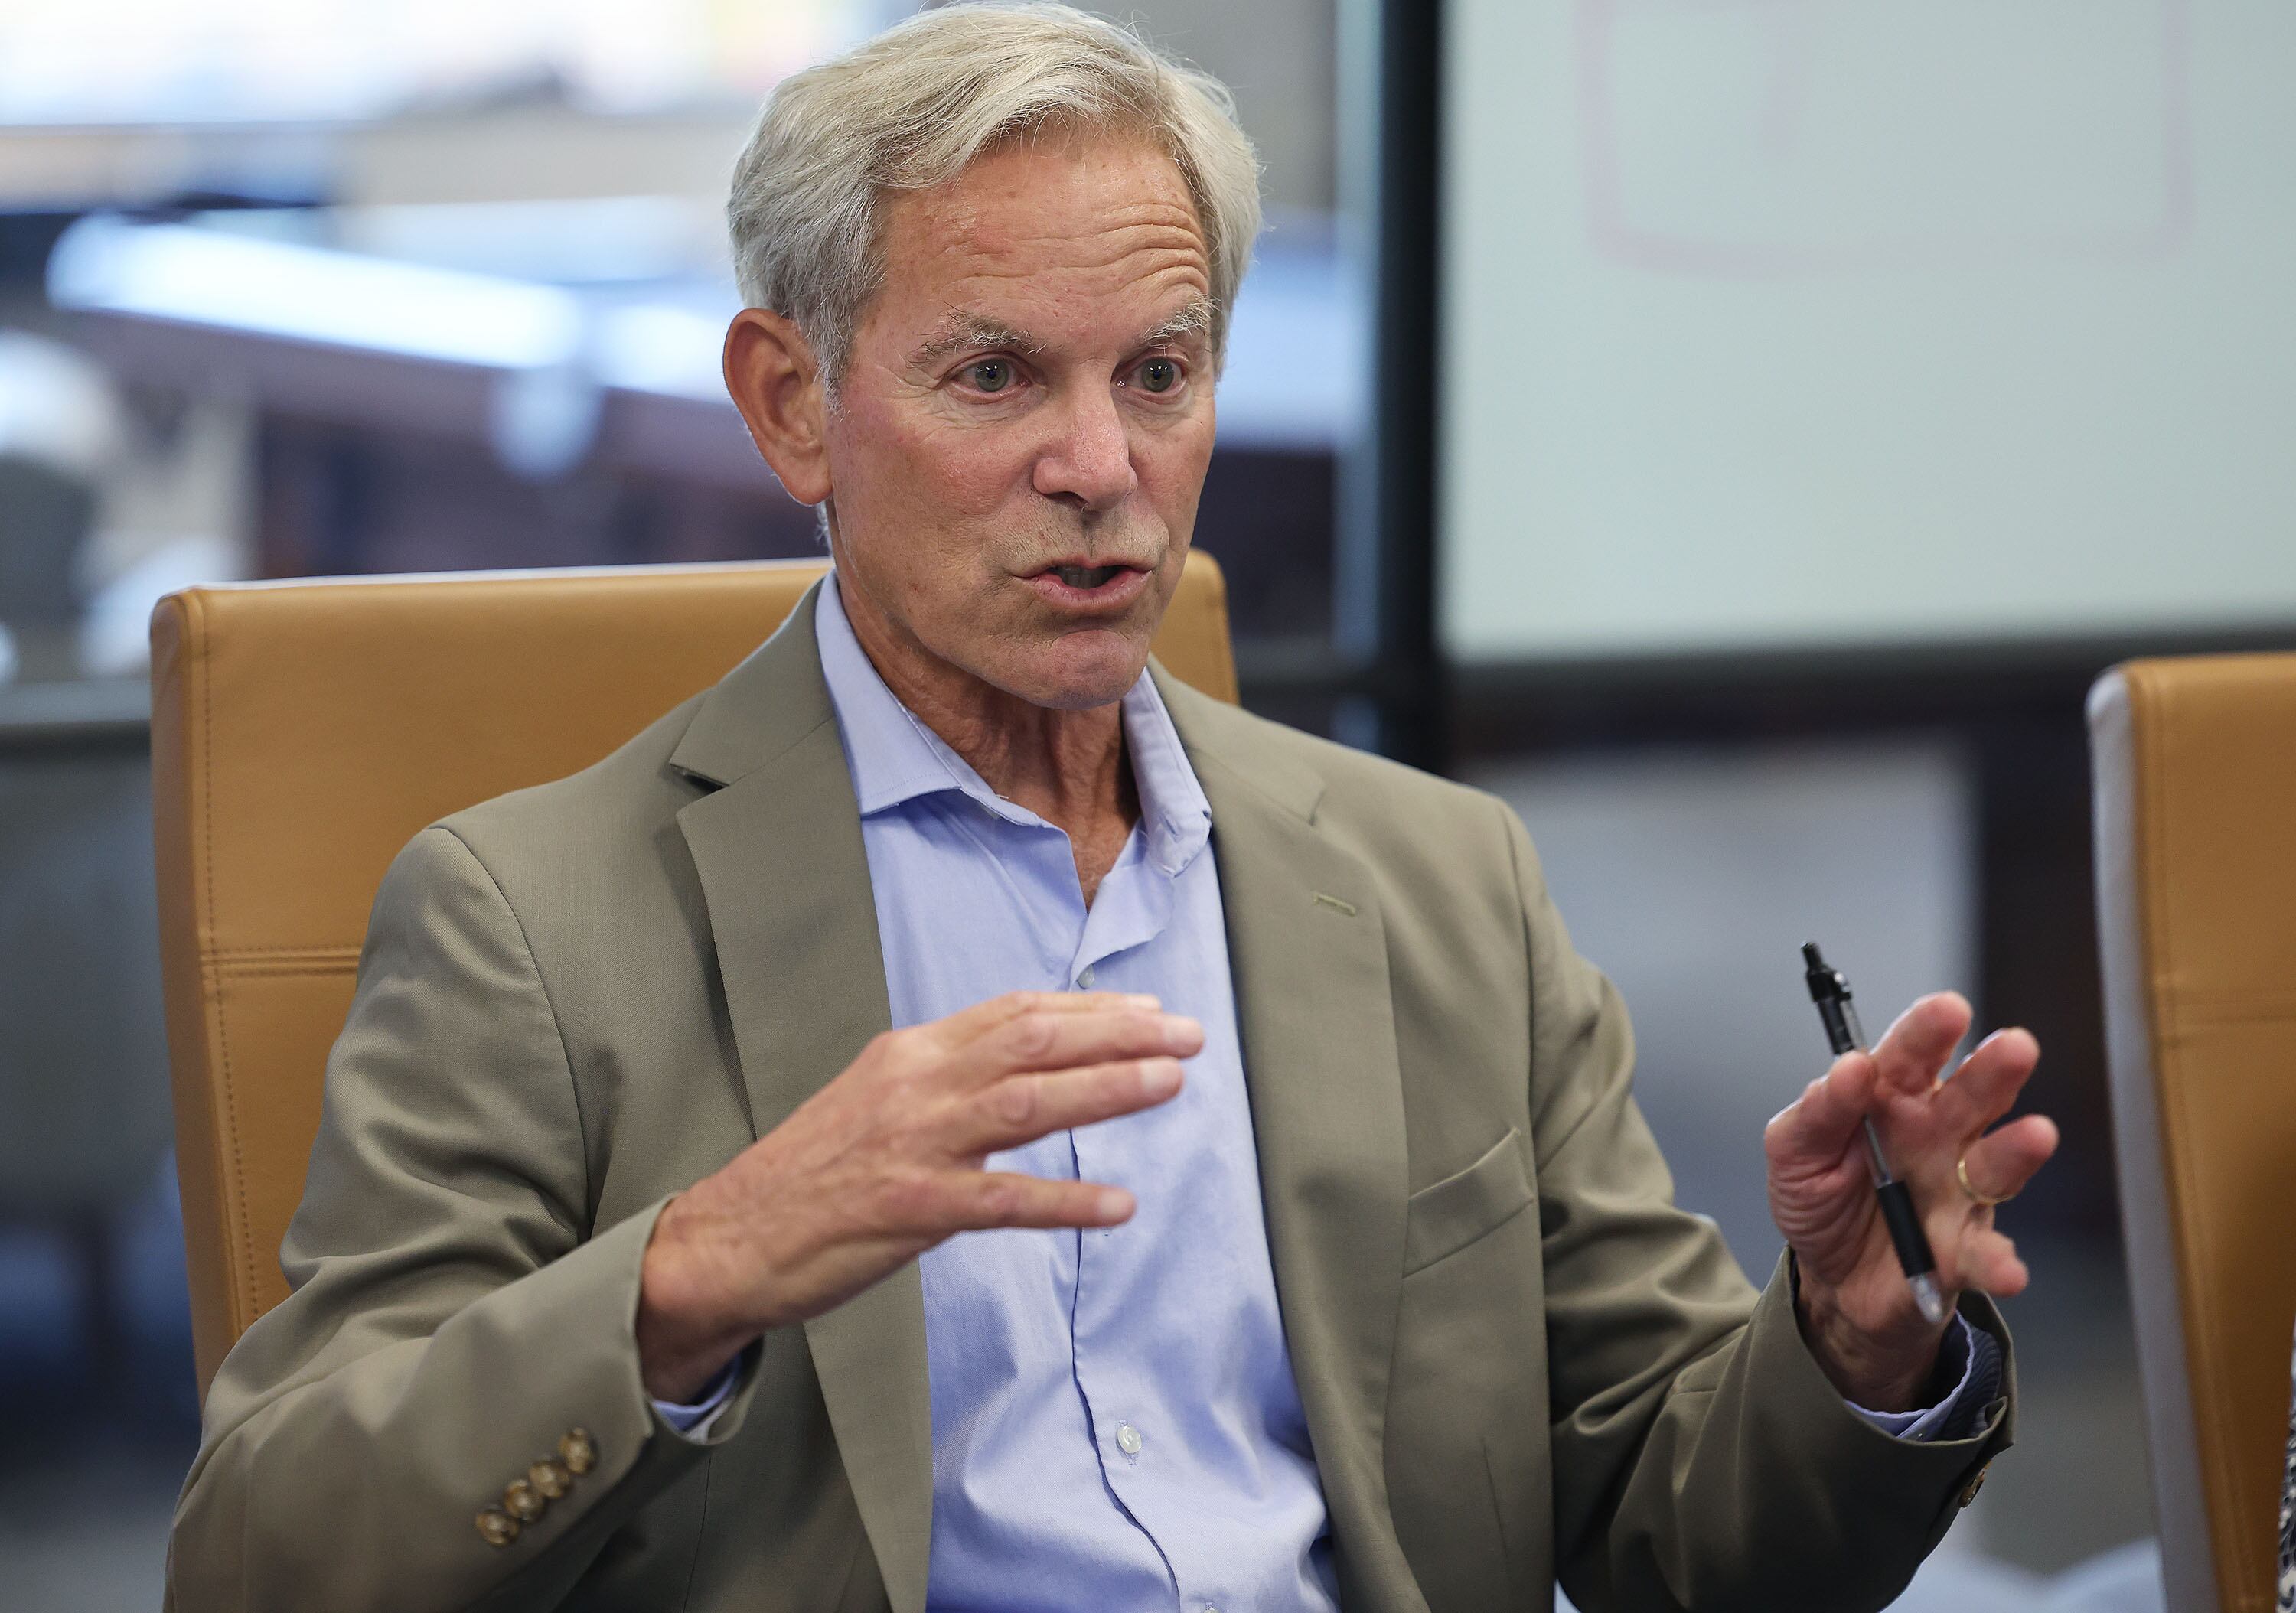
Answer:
2141, 677, 2250, 1595
202, 943, 364, 957
194, 597, 263, 1339
2148, 997, 2296, 1026
207, 958, 363, 979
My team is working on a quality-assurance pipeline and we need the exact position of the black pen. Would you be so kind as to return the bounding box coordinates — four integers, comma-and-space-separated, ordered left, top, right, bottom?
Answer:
1800, 943, 1948, 1326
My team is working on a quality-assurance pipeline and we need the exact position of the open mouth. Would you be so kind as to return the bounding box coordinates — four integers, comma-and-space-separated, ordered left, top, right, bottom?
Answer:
1025, 559, 1153, 611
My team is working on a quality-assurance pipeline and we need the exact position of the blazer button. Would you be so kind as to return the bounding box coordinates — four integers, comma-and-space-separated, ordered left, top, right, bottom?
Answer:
1958, 1465, 1989, 1508
559, 1429, 598, 1475
475, 1507, 520, 1547
529, 1458, 572, 1499
504, 1478, 546, 1523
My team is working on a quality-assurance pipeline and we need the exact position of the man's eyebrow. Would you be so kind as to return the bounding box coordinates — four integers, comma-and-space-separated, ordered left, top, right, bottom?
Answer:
1133, 298, 1217, 351
908, 314, 1045, 369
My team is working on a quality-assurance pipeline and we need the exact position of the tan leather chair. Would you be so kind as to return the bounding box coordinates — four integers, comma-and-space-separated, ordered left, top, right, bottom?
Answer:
2089, 654, 2296, 1613
152, 553, 1239, 1400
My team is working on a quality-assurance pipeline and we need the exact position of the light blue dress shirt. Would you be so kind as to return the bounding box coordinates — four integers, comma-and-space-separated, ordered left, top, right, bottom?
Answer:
657, 570, 1981, 1601
813, 573, 1336, 1613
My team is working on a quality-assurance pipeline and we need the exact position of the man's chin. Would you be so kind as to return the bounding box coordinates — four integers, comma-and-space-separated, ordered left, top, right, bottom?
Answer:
991, 639, 1152, 712
1003, 670, 1146, 713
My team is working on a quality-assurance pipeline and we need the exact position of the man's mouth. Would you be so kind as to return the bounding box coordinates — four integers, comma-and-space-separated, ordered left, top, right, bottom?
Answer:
1024, 559, 1154, 611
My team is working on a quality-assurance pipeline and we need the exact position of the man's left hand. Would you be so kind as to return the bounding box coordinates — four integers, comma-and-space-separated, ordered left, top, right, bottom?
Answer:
1764, 992, 2059, 1412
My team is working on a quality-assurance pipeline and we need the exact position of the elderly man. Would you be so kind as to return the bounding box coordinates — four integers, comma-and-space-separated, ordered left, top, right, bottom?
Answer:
168, 7, 2060, 1611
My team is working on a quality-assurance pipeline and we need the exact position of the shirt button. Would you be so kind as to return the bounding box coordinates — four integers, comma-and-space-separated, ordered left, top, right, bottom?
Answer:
1078, 965, 1097, 990
1115, 1422, 1142, 1457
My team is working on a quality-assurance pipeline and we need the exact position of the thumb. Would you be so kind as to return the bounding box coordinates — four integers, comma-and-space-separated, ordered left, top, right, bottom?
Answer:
1766, 1053, 1877, 1172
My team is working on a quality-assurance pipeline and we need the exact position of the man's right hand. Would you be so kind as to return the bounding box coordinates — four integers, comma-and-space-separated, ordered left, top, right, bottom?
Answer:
634, 990, 1199, 1401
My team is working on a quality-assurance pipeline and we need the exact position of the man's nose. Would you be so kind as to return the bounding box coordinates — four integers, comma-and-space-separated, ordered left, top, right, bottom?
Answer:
1032, 385, 1138, 512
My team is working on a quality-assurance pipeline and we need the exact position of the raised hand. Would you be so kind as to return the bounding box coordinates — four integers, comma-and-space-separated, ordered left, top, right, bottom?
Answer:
1763, 992, 2059, 1410
636, 989, 1200, 1400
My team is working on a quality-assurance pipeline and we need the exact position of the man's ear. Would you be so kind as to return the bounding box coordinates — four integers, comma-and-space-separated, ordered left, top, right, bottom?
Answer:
722, 308, 833, 506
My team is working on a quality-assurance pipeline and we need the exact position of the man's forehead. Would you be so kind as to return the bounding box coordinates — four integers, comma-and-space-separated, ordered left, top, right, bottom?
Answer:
851, 138, 1214, 373
876, 142, 1207, 294
933, 189, 1205, 262
921, 132, 1202, 244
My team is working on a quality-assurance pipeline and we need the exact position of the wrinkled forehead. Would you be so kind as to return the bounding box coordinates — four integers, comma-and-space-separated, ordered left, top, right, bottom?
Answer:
865, 135, 1212, 354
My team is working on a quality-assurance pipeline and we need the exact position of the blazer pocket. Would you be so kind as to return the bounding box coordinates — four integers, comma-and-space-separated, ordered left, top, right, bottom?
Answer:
1404, 1126, 1533, 1275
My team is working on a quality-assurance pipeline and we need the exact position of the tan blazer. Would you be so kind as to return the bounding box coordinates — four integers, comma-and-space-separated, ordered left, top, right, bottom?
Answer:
168, 585, 2011, 1613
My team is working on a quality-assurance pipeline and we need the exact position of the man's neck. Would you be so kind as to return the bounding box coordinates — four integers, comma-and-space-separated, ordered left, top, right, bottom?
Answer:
835, 572, 1140, 899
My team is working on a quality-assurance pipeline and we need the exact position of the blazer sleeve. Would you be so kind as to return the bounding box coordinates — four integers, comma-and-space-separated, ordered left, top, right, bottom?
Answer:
167, 826, 762, 1613
1502, 806, 2014, 1613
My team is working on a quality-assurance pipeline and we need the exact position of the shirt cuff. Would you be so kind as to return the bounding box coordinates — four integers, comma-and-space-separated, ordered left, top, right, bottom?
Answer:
1847, 1313, 1979, 1442
651, 1352, 745, 1442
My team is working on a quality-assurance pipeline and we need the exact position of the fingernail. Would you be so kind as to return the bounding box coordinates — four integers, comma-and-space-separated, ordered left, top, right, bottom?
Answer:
1097, 1188, 1133, 1220
1125, 994, 1162, 1009
1141, 1060, 1182, 1099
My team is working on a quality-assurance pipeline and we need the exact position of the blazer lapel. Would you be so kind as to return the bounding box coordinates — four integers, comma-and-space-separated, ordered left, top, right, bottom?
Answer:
670, 585, 932, 1613
1155, 669, 1414, 1596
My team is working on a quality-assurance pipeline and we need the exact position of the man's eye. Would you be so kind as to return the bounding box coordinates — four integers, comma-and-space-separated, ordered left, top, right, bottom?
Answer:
1137, 357, 1180, 394
964, 359, 1013, 393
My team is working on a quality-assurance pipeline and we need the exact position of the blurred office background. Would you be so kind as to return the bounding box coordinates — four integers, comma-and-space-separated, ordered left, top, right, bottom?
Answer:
8, 0, 2293, 1606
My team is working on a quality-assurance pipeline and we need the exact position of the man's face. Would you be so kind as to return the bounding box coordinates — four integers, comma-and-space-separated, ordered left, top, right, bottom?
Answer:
820, 134, 1218, 711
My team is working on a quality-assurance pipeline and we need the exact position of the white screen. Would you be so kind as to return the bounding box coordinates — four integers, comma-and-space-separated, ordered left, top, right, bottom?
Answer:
1440, 0, 2296, 661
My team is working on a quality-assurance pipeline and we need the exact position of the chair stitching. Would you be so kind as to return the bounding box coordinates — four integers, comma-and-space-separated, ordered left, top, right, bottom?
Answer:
194, 602, 262, 1338
208, 957, 363, 979
204, 944, 364, 958
2143, 680, 2252, 1594
205, 945, 363, 959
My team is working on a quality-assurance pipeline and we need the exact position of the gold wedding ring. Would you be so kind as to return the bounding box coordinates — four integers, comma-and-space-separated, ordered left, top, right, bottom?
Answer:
1957, 1154, 2014, 1207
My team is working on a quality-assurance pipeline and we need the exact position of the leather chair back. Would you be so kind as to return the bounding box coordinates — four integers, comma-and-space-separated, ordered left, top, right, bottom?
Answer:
2089, 654, 2296, 1613
152, 554, 1239, 1397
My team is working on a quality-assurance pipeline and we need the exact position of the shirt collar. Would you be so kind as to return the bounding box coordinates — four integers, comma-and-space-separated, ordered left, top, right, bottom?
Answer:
814, 569, 1212, 875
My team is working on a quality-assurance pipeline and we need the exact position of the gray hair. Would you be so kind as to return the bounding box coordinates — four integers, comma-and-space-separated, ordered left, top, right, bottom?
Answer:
726, 2, 1262, 389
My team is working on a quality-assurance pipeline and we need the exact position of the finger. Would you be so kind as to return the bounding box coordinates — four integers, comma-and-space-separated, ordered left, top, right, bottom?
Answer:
944, 1171, 1136, 1233
929, 989, 1163, 1050
1955, 1112, 2059, 1204
1765, 1053, 1880, 1168
957, 1057, 1186, 1155
1950, 1226, 2030, 1299
958, 1003, 1204, 1087
1868, 992, 1974, 1094
1932, 1027, 2043, 1135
